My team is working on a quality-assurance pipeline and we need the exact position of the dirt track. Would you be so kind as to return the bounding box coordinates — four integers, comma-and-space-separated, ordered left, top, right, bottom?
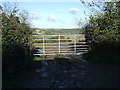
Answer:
18, 57, 119, 88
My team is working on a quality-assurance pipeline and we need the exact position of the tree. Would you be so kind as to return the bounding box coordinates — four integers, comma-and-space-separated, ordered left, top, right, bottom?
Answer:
79, 1, 120, 49
79, 1, 120, 63
1, 2, 33, 81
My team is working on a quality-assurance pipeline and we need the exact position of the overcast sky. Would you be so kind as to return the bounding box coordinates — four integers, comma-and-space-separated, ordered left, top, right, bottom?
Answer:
0, 1, 99, 28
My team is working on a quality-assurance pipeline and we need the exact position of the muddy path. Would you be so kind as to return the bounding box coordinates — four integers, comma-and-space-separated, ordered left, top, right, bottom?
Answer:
19, 57, 119, 88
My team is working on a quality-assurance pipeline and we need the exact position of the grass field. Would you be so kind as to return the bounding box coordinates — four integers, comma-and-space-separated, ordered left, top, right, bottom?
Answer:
32, 28, 84, 35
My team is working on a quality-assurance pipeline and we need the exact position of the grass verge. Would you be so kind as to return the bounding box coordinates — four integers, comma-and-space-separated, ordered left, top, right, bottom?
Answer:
55, 57, 72, 66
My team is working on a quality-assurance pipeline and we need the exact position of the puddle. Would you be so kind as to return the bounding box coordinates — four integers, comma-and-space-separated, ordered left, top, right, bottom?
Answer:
64, 70, 67, 73
41, 72, 48, 77
71, 74, 76, 77
55, 81, 66, 88
35, 61, 49, 77
59, 86, 66, 88
41, 60, 48, 66
35, 69, 42, 73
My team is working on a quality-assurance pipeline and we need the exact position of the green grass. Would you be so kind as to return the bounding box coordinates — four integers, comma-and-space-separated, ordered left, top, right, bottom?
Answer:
33, 28, 83, 34
55, 57, 72, 66
33, 57, 42, 61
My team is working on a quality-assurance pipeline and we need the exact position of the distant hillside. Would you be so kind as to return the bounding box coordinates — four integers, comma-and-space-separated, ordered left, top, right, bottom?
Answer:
32, 28, 84, 35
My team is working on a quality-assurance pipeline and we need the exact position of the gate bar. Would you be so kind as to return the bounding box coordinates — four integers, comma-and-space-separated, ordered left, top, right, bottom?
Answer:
43, 35, 45, 54
74, 35, 76, 53
59, 35, 60, 54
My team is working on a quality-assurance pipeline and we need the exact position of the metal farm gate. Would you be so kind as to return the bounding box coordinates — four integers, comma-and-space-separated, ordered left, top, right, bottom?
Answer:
32, 34, 89, 56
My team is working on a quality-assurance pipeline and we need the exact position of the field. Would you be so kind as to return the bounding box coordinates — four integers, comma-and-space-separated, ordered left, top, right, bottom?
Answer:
32, 28, 84, 35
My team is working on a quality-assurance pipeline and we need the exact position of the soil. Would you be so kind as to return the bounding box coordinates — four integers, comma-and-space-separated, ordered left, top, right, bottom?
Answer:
14, 56, 120, 88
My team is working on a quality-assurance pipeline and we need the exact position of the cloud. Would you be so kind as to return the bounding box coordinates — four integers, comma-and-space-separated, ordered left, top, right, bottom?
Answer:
31, 13, 42, 20
68, 8, 80, 14
47, 15, 56, 22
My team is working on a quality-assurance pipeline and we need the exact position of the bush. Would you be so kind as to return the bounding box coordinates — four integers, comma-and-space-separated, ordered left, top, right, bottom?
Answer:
1, 3, 34, 88
79, 2, 120, 63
